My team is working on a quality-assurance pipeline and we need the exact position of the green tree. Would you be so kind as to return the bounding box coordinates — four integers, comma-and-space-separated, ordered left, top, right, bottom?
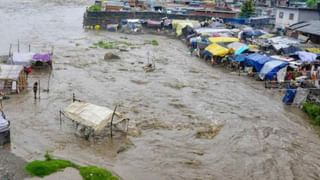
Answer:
306, 0, 319, 8
239, 0, 255, 18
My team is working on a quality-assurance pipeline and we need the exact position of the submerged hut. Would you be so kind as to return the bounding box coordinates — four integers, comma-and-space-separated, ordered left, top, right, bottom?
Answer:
64, 101, 129, 139
0, 64, 27, 94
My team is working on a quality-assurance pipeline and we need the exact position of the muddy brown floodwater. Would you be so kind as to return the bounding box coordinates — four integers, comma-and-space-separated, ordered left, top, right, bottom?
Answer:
1, 0, 320, 180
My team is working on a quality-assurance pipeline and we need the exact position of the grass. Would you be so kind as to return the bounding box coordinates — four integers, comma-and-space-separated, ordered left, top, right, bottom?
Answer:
79, 166, 118, 180
144, 39, 159, 46
88, 5, 101, 12
302, 102, 320, 125
93, 40, 132, 49
25, 153, 118, 180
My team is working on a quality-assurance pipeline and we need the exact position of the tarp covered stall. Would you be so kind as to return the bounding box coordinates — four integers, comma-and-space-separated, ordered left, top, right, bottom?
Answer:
208, 37, 239, 44
0, 64, 27, 94
64, 101, 128, 134
227, 42, 249, 55
279, 46, 301, 55
172, 20, 200, 37
245, 53, 271, 72
194, 28, 233, 36
296, 51, 318, 63
259, 60, 288, 80
229, 54, 247, 62
269, 36, 300, 51
205, 44, 230, 57
9, 53, 34, 66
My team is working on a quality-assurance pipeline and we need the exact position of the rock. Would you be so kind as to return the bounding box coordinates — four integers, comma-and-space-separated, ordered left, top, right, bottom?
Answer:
104, 52, 120, 60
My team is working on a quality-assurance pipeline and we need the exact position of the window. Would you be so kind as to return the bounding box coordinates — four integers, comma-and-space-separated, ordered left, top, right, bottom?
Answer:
279, 12, 284, 19
289, 13, 294, 20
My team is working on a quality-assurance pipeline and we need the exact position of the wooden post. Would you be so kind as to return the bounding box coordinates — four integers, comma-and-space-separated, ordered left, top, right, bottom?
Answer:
9, 44, 12, 57
110, 105, 118, 138
29, 44, 31, 52
18, 40, 20, 53
73, 93, 75, 102
59, 110, 62, 128
38, 80, 40, 99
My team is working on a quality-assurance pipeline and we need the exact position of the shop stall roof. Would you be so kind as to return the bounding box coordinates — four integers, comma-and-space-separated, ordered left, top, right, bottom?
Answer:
64, 101, 125, 132
227, 42, 248, 55
10, 52, 34, 66
208, 37, 239, 43
0, 64, 24, 81
194, 28, 232, 35
259, 60, 288, 80
205, 43, 229, 57
296, 51, 318, 63
245, 53, 271, 72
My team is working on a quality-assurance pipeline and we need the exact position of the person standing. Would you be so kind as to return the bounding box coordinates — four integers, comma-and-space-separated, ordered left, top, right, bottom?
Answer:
33, 82, 38, 99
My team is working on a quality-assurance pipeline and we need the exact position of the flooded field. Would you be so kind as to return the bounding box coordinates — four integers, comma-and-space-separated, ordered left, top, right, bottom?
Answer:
1, 0, 320, 179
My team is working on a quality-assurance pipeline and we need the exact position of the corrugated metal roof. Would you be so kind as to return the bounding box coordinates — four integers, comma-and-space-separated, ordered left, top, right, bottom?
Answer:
289, 20, 320, 36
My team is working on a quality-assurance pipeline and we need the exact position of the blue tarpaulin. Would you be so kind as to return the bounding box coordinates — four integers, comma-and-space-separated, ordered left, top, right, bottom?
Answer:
259, 60, 288, 80
223, 18, 246, 25
282, 88, 297, 105
245, 53, 271, 72
230, 54, 247, 62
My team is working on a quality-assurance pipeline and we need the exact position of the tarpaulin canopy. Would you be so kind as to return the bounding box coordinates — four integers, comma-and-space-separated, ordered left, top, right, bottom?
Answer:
146, 20, 162, 28
32, 53, 51, 63
10, 52, 34, 66
230, 54, 247, 62
245, 53, 271, 72
227, 42, 249, 55
280, 46, 301, 55
0, 64, 24, 80
64, 101, 126, 132
259, 60, 288, 80
296, 51, 318, 63
208, 37, 239, 44
194, 28, 232, 36
205, 43, 229, 57
172, 20, 200, 37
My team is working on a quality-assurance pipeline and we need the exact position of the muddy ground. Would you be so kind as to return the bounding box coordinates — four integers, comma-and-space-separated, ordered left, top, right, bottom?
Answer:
1, 0, 320, 180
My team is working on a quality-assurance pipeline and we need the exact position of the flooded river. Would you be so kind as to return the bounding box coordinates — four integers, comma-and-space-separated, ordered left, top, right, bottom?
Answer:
1, 0, 320, 179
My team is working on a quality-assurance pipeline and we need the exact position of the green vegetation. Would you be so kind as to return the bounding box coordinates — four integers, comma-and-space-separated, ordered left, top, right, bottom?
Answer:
239, 0, 255, 18
92, 39, 159, 49
307, 0, 319, 8
25, 159, 76, 177
25, 153, 118, 180
79, 166, 118, 180
302, 102, 320, 125
144, 39, 159, 46
93, 40, 132, 49
88, 5, 101, 12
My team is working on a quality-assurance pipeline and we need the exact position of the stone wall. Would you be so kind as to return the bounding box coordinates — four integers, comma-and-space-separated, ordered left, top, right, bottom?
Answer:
307, 89, 320, 105
83, 11, 236, 27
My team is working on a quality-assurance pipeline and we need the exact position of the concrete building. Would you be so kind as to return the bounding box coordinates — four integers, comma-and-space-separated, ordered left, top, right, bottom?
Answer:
275, 7, 320, 28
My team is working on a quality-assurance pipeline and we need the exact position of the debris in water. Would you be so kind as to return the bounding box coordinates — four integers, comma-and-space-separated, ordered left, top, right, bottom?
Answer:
104, 52, 120, 60
195, 124, 223, 139
143, 63, 155, 72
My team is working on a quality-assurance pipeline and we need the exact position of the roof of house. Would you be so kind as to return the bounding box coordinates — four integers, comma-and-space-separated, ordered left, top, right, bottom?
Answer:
288, 20, 320, 36
0, 64, 23, 80
276, 6, 320, 12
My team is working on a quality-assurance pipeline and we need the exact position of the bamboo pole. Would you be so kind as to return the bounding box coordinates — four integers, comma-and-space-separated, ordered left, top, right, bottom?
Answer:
110, 105, 118, 138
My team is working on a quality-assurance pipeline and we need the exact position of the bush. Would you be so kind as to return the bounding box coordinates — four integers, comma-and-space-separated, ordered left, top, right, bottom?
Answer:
88, 5, 101, 12
79, 166, 118, 180
25, 159, 75, 177
302, 102, 320, 125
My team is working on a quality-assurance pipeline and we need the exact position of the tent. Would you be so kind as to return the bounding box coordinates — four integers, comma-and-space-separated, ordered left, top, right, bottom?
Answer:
259, 60, 288, 80
208, 37, 239, 44
64, 101, 127, 132
9, 52, 34, 66
172, 20, 200, 37
245, 53, 271, 72
205, 44, 230, 57
227, 42, 249, 55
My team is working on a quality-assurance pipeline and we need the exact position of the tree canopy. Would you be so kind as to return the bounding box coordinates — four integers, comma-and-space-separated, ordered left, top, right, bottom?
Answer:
239, 0, 255, 18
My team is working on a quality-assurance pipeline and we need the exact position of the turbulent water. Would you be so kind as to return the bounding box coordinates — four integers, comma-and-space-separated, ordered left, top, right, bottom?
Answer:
1, 0, 320, 179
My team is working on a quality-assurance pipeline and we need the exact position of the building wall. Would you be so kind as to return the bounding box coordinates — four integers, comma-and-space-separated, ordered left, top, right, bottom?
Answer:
298, 10, 320, 22
275, 8, 299, 28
